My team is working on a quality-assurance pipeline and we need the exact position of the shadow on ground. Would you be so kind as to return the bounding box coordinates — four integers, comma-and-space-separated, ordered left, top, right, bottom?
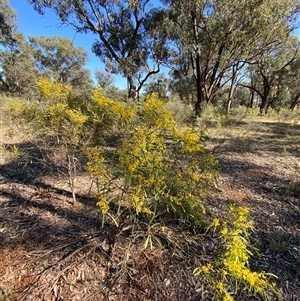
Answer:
0, 120, 300, 300
205, 120, 300, 301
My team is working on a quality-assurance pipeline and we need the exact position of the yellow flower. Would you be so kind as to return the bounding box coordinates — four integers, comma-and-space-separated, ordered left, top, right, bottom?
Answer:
199, 203, 206, 214
84, 147, 111, 179
142, 93, 176, 130
97, 196, 109, 214
161, 226, 166, 232
212, 218, 220, 227
216, 282, 225, 292
37, 77, 71, 102
92, 89, 136, 125
223, 294, 234, 301
173, 128, 202, 153
194, 263, 213, 275
191, 172, 200, 182
236, 206, 249, 216
66, 109, 88, 124
222, 269, 228, 276
220, 227, 228, 236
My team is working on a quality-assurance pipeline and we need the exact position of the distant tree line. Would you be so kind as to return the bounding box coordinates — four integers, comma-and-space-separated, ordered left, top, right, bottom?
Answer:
1, 0, 300, 114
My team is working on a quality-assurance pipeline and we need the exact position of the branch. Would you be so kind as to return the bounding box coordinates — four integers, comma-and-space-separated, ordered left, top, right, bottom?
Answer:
136, 67, 160, 93
239, 82, 263, 99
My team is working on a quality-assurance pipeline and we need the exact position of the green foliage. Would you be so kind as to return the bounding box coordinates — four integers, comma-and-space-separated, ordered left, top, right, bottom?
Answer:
29, 36, 91, 86
194, 205, 280, 301
0, 33, 38, 98
143, 73, 170, 101
195, 102, 229, 130
29, 0, 167, 99
164, 98, 194, 125
86, 93, 217, 228
0, 0, 17, 46
266, 107, 300, 124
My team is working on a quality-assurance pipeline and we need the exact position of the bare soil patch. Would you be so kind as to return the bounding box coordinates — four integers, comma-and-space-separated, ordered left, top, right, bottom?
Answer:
0, 118, 299, 301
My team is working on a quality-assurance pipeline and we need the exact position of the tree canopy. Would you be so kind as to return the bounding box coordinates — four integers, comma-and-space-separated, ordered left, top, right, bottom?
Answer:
0, 0, 17, 46
28, 0, 168, 100
29, 35, 89, 85
0, 0, 299, 112
163, 0, 300, 113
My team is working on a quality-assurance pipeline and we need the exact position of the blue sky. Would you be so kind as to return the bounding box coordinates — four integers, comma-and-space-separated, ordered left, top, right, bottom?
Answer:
8, 0, 127, 88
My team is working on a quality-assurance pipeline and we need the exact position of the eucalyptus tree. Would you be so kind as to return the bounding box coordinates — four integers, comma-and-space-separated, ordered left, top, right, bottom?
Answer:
169, 70, 197, 104
94, 69, 125, 99
143, 73, 170, 100
242, 37, 299, 115
165, 0, 300, 115
0, 33, 38, 97
0, 0, 37, 95
29, 35, 91, 84
0, 0, 17, 46
281, 55, 300, 110
94, 69, 115, 91
28, 0, 168, 100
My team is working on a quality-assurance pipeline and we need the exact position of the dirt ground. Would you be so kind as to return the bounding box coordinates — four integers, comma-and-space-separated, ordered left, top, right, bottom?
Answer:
0, 117, 299, 301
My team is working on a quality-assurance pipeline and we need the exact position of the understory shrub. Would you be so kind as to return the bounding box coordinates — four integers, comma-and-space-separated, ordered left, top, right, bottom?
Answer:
87, 93, 217, 228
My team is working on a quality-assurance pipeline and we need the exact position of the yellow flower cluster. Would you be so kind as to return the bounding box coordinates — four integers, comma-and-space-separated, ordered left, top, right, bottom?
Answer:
162, 156, 215, 220
220, 206, 270, 294
118, 126, 166, 213
216, 282, 235, 301
47, 103, 88, 133
223, 294, 234, 301
230, 206, 254, 230
212, 218, 220, 227
96, 196, 109, 214
132, 187, 152, 214
92, 89, 136, 125
37, 77, 71, 102
142, 94, 176, 131
118, 126, 166, 182
194, 205, 278, 300
173, 127, 202, 153
48, 103, 68, 126
84, 147, 111, 181
66, 108, 88, 125
86, 147, 112, 218
72, 92, 217, 229
194, 263, 213, 275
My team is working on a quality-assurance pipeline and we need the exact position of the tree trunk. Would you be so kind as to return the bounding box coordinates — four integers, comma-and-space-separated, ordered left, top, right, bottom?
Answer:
226, 63, 240, 114
191, 10, 204, 116
259, 78, 271, 115
128, 77, 138, 101
195, 80, 206, 116
259, 95, 269, 115
289, 92, 300, 110
226, 79, 236, 114
248, 90, 254, 108
67, 153, 77, 204
194, 53, 205, 116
